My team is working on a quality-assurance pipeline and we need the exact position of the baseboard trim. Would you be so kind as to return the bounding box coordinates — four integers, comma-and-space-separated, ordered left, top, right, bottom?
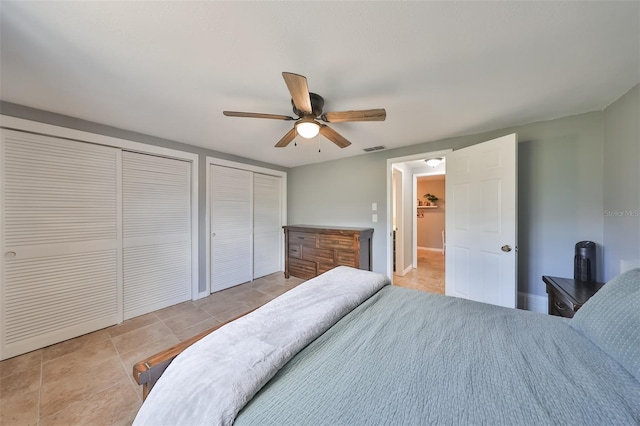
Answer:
395, 264, 414, 277
518, 292, 547, 313
417, 246, 443, 252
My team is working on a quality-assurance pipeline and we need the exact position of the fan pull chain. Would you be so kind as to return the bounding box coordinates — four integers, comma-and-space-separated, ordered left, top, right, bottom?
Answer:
318, 135, 321, 152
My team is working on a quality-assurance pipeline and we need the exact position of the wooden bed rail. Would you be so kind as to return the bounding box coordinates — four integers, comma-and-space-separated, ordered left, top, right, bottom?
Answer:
133, 307, 260, 400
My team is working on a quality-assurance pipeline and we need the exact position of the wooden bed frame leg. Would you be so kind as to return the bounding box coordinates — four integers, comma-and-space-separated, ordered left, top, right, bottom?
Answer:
142, 383, 150, 400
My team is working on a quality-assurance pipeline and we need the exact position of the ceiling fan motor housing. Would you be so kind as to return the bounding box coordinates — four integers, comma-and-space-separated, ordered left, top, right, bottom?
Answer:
292, 92, 324, 117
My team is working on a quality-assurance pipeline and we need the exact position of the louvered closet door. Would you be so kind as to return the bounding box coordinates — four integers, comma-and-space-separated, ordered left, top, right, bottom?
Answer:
253, 173, 282, 279
1, 130, 121, 360
122, 152, 191, 320
210, 165, 252, 292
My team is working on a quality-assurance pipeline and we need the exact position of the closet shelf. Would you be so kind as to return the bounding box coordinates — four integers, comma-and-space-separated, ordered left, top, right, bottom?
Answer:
417, 206, 438, 209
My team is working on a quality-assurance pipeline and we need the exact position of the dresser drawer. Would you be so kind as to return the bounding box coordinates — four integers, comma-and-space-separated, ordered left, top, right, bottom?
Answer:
318, 234, 354, 250
288, 245, 301, 259
336, 250, 356, 267
289, 231, 317, 248
288, 258, 317, 280
302, 247, 335, 265
318, 263, 336, 275
547, 285, 575, 318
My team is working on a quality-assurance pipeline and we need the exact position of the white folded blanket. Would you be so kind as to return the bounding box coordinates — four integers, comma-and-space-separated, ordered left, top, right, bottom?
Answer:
133, 266, 390, 426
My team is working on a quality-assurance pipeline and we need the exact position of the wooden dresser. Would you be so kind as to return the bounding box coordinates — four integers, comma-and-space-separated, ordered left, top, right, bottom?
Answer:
283, 225, 374, 279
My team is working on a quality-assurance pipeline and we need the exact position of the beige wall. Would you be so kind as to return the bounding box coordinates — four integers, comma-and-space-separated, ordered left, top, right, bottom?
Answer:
417, 177, 445, 249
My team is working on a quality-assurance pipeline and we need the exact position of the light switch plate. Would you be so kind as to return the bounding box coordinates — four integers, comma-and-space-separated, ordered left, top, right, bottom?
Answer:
372, 202, 377, 211
372, 214, 378, 222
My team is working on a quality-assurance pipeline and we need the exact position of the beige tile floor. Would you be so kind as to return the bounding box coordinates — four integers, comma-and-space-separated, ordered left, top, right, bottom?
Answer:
0, 260, 438, 426
0, 272, 304, 426
393, 249, 445, 294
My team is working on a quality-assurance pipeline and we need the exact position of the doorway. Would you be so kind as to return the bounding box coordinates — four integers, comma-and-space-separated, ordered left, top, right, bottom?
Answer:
387, 150, 450, 293
393, 250, 445, 293
395, 174, 446, 293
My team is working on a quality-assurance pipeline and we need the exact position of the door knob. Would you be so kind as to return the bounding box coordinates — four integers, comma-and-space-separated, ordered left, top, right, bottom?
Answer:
501, 245, 512, 253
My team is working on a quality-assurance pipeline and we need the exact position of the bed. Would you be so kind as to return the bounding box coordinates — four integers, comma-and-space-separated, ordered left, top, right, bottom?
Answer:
132, 266, 640, 425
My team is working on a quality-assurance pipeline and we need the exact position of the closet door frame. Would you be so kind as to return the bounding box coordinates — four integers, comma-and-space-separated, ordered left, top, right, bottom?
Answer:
205, 157, 287, 296
0, 115, 200, 302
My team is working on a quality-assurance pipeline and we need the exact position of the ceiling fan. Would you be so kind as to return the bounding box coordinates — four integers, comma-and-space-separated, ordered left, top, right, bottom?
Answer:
223, 72, 386, 148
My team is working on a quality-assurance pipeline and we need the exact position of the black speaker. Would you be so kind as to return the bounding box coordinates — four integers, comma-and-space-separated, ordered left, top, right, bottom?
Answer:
574, 241, 596, 281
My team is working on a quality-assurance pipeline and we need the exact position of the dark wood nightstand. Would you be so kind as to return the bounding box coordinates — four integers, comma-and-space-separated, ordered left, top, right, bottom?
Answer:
542, 276, 605, 318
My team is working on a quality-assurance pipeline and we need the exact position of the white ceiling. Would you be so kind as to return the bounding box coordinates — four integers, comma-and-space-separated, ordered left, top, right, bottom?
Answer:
1, 1, 638, 168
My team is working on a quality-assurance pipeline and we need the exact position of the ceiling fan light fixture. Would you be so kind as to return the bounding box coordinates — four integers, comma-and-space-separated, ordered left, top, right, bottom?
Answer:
295, 119, 320, 139
425, 157, 443, 167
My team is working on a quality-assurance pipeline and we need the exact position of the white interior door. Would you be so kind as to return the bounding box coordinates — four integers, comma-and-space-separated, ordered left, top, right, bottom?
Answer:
122, 152, 192, 320
210, 165, 252, 292
445, 134, 517, 308
253, 173, 282, 279
1, 130, 121, 360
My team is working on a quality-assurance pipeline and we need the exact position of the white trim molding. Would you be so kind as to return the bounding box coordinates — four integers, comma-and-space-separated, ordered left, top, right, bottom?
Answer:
518, 292, 548, 313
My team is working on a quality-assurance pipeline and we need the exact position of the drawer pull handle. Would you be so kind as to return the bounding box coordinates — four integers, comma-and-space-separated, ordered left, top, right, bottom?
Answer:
554, 301, 567, 311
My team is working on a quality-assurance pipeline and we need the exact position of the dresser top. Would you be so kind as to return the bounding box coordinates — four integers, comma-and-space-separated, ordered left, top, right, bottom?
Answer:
542, 275, 605, 305
284, 224, 374, 233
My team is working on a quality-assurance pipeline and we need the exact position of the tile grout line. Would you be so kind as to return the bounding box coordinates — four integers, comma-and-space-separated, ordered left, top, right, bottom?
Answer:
110, 335, 143, 403
38, 336, 129, 423
37, 351, 43, 426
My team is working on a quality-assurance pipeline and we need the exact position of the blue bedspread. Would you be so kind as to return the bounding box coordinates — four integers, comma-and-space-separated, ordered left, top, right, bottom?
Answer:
236, 286, 640, 425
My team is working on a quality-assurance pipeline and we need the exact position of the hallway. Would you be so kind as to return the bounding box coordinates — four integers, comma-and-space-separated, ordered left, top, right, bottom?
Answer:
393, 249, 445, 294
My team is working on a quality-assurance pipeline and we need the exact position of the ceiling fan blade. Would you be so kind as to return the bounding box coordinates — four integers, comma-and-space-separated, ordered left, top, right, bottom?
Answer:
321, 108, 386, 123
275, 127, 297, 148
319, 124, 351, 148
282, 72, 312, 114
223, 111, 294, 120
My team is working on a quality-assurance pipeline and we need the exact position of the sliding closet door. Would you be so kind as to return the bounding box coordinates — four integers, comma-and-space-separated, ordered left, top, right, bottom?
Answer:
210, 165, 252, 292
253, 173, 282, 279
122, 152, 192, 319
1, 130, 121, 360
